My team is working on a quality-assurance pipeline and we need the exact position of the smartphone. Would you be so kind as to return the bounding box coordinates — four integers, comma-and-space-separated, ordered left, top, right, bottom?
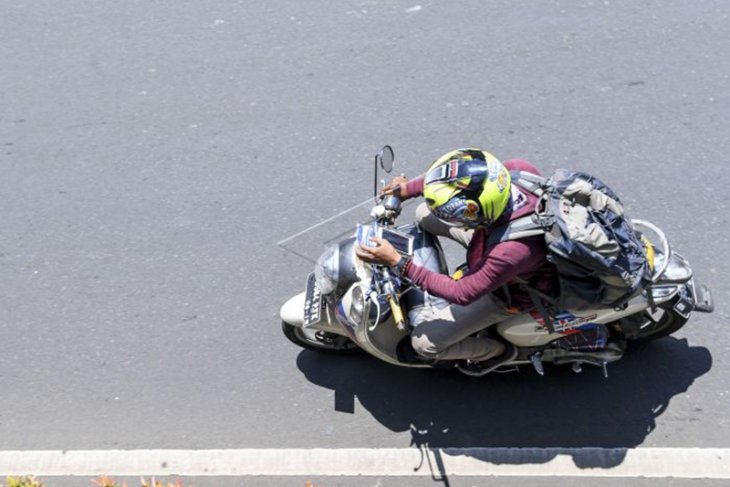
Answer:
378, 227, 414, 256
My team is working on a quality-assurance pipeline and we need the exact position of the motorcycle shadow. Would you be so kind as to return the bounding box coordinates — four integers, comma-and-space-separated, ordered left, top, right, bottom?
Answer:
296, 336, 712, 469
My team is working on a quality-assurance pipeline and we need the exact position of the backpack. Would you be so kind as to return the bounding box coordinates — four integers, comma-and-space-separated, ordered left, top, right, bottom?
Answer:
488, 169, 650, 313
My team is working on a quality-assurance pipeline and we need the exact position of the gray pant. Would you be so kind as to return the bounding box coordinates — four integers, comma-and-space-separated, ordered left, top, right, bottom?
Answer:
410, 204, 509, 361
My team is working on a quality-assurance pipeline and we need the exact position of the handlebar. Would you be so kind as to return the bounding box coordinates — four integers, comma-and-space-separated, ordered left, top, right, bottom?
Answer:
363, 194, 408, 329
371, 194, 402, 225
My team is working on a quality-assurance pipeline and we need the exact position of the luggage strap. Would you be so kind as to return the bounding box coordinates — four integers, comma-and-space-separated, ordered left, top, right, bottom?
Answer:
487, 215, 546, 247
510, 171, 548, 196
518, 280, 557, 334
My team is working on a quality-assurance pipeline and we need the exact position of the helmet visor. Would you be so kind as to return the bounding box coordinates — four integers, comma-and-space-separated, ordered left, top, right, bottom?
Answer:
431, 197, 488, 229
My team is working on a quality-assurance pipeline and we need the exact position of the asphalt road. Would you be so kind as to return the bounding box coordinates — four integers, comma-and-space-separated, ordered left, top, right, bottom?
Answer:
1, 0, 729, 483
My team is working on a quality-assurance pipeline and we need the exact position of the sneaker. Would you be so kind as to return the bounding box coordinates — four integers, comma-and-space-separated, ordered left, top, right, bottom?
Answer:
457, 342, 518, 377
396, 337, 457, 368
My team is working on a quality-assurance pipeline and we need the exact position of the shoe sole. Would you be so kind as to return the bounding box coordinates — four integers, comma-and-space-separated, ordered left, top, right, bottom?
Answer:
456, 346, 519, 377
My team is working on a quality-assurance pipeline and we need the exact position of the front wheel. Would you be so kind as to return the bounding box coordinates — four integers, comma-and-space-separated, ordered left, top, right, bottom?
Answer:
630, 306, 688, 344
281, 321, 361, 354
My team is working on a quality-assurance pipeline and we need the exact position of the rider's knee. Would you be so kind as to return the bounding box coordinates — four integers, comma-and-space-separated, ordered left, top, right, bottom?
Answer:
415, 202, 432, 225
411, 332, 442, 358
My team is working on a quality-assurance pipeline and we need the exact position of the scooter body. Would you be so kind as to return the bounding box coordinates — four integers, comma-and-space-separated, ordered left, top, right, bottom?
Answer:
279, 147, 714, 377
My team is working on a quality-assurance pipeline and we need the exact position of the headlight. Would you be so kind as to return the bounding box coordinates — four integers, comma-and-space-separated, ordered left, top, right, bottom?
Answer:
350, 285, 365, 325
314, 245, 339, 295
661, 252, 693, 282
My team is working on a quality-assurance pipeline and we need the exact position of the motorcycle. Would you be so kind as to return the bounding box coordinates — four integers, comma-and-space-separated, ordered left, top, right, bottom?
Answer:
279, 146, 715, 377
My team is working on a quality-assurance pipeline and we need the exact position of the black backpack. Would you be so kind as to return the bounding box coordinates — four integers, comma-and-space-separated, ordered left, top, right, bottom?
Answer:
489, 169, 650, 315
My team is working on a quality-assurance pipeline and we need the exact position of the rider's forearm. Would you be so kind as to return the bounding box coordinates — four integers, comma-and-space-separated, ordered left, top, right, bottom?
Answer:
404, 260, 511, 306
405, 239, 546, 307
403, 176, 425, 199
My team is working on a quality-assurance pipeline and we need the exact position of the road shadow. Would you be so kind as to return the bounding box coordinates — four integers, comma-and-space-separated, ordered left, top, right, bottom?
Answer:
296, 336, 711, 469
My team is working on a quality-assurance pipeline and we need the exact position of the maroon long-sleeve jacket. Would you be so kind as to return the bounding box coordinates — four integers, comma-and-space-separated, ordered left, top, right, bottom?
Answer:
403, 159, 554, 309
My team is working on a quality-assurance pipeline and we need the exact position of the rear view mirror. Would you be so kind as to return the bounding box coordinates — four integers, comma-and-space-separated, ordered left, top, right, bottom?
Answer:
378, 145, 395, 173
374, 145, 396, 199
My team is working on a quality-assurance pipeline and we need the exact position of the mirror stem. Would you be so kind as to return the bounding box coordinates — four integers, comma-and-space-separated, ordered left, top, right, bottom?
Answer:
374, 155, 379, 200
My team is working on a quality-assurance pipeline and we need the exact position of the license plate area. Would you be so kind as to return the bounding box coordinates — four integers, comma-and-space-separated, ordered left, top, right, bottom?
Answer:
673, 296, 692, 319
303, 272, 323, 327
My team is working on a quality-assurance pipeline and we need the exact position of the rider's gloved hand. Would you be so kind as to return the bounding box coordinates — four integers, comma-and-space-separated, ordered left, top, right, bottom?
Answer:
380, 175, 408, 198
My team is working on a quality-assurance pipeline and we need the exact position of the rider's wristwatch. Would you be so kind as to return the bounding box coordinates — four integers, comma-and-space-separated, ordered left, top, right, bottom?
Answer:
393, 256, 412, 277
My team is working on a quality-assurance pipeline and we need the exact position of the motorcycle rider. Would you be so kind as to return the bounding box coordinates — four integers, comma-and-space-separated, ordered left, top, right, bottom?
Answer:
355, 148, 555, 371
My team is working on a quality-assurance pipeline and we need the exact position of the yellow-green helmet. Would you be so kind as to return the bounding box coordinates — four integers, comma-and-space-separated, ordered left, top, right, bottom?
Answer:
423, 148, 511, 228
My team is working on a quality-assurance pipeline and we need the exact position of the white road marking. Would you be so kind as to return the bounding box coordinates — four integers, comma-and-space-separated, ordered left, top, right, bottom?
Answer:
0, 448, 728, 478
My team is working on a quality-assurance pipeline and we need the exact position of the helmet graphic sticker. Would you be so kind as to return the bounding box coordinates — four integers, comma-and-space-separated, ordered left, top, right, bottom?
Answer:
496, 166, 508, 193
463, 200, 480, 220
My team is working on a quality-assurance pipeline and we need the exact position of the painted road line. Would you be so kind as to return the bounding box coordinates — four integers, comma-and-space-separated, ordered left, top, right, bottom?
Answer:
0, 448, 728, 478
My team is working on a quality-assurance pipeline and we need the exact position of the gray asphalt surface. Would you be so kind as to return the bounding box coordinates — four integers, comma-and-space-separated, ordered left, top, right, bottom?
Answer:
1, 0, 729, 482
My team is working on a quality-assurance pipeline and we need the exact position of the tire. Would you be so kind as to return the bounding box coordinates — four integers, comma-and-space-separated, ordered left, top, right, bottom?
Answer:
630, 306, 688, 344
281, 321, 361, 354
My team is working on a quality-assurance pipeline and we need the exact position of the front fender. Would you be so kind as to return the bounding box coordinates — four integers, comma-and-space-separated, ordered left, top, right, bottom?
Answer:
280, 292, 305, 326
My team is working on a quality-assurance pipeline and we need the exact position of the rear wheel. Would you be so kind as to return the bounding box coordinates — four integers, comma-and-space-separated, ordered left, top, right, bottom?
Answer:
631, 306, 688, 344
281, 321, 361, 354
